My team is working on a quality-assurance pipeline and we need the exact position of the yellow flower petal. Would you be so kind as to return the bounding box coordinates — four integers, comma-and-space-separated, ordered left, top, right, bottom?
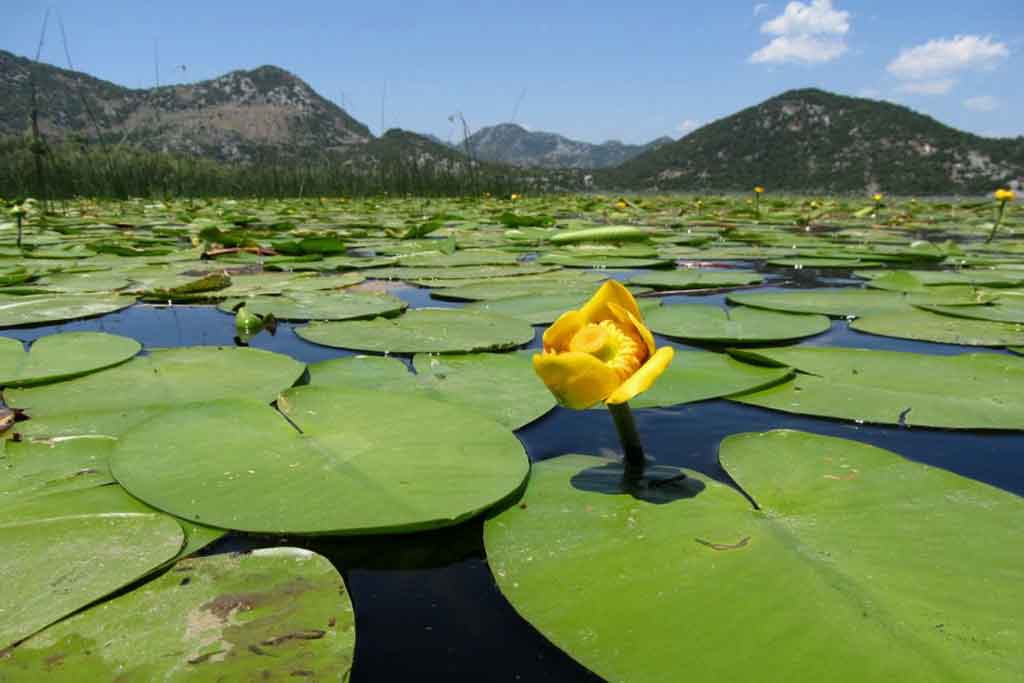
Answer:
605, 346, 674, 405
533, 351, 622, 409
625, 309, 656, 357
542, 310, 586, 352
579, 280, 641, 325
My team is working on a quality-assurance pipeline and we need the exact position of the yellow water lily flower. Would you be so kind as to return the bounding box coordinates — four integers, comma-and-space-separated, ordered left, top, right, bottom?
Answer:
995, 189, 1015, 202
533, 280, 674, 409
873, 193, 883, 202
754, 186, 764, 194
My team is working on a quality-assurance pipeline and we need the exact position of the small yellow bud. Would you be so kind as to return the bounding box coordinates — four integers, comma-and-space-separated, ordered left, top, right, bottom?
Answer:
995, 189, 1015, 202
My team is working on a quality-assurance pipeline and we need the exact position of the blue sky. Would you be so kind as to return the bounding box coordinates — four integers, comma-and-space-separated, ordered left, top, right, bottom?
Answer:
4, 1, 1023, 144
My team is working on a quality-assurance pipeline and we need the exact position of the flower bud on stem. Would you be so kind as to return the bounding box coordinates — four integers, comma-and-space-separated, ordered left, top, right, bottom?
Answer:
606, 401, 645, 477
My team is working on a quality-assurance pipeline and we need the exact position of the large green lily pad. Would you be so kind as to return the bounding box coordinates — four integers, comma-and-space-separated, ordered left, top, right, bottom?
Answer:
728, 288, 990, 318
0, 293, 135, 327
296, 309, 535, 354
4, 548, 355, 681
916, 301, 1024, 324
628, 269, 763, 290
465, 293, 660, 325
645, 304, 830, 343
0, 437, 117, 507
0, 486, 186, 649
484, 430, 1024, 682
850, 307, 1024, 346
0, 332, 141, 387
111, 390, 529, 534
7, 346, 305, 438
729, 346, 1024, 428
624, 350, 792, 409
308, 352, 555, 429
218, 291, 407, 321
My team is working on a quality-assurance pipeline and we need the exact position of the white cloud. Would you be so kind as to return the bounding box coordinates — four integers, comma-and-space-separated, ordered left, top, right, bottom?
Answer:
754, 3, 769, 16
751, 35, 848, 64
896, 79, 957, 95
887, 35, 1009, 80
676, 119, 700, 134
964, 95, 1000, 112
761, 0, 849, 36
750, 0, 850, 65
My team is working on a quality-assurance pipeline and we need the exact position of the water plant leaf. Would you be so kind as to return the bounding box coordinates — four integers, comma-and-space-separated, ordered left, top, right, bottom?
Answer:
217, 291, 407, 321
4, 548, 355, 681
850, 307, 1024, 346
625, 350, 792, 409
296, 309, 535, 354
916, 302, 1024, 324
0, 293, 135, 327
728, 287, 989, 318
7, 346, 306, 438
549, 226, 650, 244
0, 438, 117, 507
0, 332, 141, 387
729, 346, 1024, 429
484, 430, 1024, 682
645, 304, 829, 343
111, 391, 529, 534
628, 269, 763, 290
0, 486, 185, 649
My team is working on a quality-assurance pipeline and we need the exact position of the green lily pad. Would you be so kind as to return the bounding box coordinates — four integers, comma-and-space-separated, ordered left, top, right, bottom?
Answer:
464, 293, 660, 325
730, 346, 1024, 429
397, 249, 522, 267
624, 350, 792, 409
365, 264, 556, 281
111, 391, 529, 534
0, 293, 135, 327
0, 486, 185, 649
296, 309, 535, 354
645, 304, 830, 343
7, 347, 306, 438
484, 430, 1024, 682
915, 302, 1024, 324
628, 269, 763, 290
308, 352, 554, 429
728, 287, 990, 318
0, 437, 116, 508
0, 332, 141, 387
850, 307, 1024, 346
5, 548, 354, 681
218, 291, 407, 321
538, 254, 671, 269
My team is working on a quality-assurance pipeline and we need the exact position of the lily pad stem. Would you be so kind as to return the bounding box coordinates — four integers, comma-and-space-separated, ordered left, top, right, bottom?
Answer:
986, 200, 1007, 244
607, 401, 645, 475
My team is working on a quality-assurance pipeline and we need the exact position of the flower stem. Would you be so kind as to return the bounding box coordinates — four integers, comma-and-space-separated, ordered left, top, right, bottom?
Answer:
986, 201, 1007, 244
606, 401, 645, 475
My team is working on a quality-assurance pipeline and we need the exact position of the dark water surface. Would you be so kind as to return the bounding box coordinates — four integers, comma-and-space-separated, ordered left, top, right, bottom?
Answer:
5, 267, 1023, 682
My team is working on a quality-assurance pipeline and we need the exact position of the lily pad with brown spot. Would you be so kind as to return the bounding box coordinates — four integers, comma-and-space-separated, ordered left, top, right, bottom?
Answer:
3, 548, 354, 681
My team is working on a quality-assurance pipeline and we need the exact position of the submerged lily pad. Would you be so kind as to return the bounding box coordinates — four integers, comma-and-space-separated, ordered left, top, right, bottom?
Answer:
0, 486, 185, 649
0, 293, 135, 327
729, 346, 1024, 429
6, 347, 305, 438
850, 307, 1024, 346
645, 304, 830, 343
5, 548, 355, 681
218, 291, 407, 321
296, 309, 535, 354
484, 431, 1024, 682
628, 269, 763, 290
111, 392, 529, 534
0, 332, 141, 387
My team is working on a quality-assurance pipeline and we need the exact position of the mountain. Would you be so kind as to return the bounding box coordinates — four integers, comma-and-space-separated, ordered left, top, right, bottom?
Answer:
460, 123, 672, 169
0, 49, 375, 162
604, 89, 1024, 194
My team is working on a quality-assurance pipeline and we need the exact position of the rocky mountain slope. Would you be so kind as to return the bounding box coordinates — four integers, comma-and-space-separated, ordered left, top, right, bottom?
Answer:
460, 123, 671, 169
604, 89, 1024, 194
0, 49, 375, 162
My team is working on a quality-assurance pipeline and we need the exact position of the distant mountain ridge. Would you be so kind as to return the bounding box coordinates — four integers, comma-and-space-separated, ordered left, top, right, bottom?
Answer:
459, 123, 672, 169
605, 88, 1024, 194
0, 49, 378, 162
